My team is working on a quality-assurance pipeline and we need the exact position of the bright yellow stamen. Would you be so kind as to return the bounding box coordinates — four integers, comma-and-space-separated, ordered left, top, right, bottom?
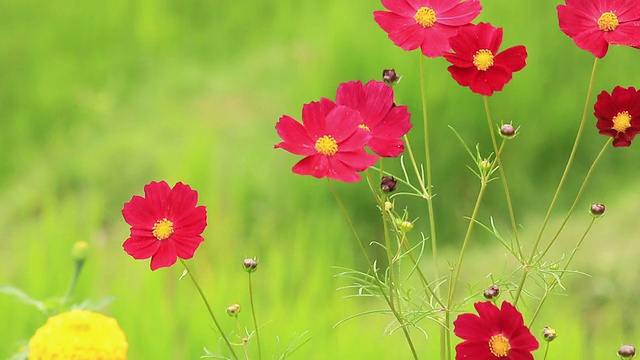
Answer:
473, 49, 494, 71
489, 334, 511, 357
612, 111, 632, 133
152, 218, 174, 240
358, 124, 370, 131
598, 12, 619, 32
414, 7, 437, 28
315, 135, 338, 156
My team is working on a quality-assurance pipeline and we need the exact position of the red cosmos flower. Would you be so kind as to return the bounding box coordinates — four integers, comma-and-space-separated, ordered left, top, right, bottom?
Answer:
557, 0, 640, 58
336, 80, 412, 157
374, 0, 482, 58
444, 23, 527, 96
122, 181, 207, 271
594, 86, 640, 147
275, 99, 378, 182
454, 301, 539, 360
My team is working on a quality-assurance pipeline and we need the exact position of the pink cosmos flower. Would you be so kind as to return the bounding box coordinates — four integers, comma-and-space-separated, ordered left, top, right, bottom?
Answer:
122, 181, 207, 271
454, 301, 539, 360
558, 0, 640, 58
275, 99, 378, 182
336, 80, 412, 157
594, 86, 640, 147
374, 0, 482, 58
443, 23, 527, 96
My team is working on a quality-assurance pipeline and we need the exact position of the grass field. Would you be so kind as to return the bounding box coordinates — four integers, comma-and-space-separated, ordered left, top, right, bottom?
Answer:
2, 1, 640, 359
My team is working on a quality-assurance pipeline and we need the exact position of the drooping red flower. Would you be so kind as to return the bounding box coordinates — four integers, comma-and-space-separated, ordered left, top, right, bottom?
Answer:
557, 0, 640, 58
275, 99, 378, 182
594, 86, 640, 147
373, 0, 482, 58
336, 80, 412, 157
122, 181, 207, 271
443, 23, 527, 96
454, 301, 539, 360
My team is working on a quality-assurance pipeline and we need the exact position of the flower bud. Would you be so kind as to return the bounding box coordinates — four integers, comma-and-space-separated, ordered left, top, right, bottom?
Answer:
549, 262, 559, 271
382, 69, 401, 85
72, 241, 89, 262
226, 304, 241, 317
381, 176, 397, 193
243, 258, 258, 273
480, 159, 492, 171
500, 124, 516, 138
543, 327, 557, 342
398, 220, 414, 232
384, 201, 393, 212
618, 345, 636, 358
590, 203, 605, 217
483, 285, 500, 299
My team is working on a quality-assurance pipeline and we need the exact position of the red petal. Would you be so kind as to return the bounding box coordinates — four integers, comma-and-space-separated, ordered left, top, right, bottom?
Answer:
381, 0, 416, 17
292, 154, 329, 179
455, 340, 495, 360
150, 241, 178, 270
143, 181, 171, 218
324, 106, 360, 142
374, 12, 424, 51
324, 157, 364, 182
362, 80, 395, 127
494, 45, 527, 72
123, 236, 159, 259
334, 150, 378, 172
369, 137, 405, 157
604, 23, 640, 46
437, 0, 482, 26
420, 25, 455, 57
453, 313, 492, 340
336, 81, 367, 115
173, 206, 207, 236
339, 128, 372, 152
275, 115, 316, 156
171, 234, 205, 259
167, 182, 198, 219
122, 195, 157, 229
301, 100, 337, 138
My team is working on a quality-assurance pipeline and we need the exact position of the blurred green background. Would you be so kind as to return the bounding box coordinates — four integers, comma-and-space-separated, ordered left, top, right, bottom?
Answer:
1, 0, 640, 358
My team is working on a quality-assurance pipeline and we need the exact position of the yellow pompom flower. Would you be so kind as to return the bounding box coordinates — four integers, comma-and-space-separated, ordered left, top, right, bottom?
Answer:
28, 309, 128, 360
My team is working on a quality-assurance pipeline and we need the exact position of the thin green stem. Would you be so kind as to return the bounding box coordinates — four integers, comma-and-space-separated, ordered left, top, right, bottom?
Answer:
537, 139, 610, 260
513, 57, 599, 306
327, 179, 419, 360
529, 216, 597, 327
180, 259, 238, 360
419, 55, 440, 295
248, 273, 262, 360
483, 96, 523, 260
542, 341, 550, 360
62, 259, 85, 306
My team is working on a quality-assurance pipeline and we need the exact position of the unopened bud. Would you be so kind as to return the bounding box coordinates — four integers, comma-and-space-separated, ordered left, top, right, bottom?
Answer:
384, 201, 393, 212
382, 69, 401, 86
480, 159, 492, 171
618, 345, 636, 358
398, 220, 414, 232
72, 241, 89, 261
381, 176, 397, 193
500, 124, 516, 138
543, 327, 557, 342
590, 203, 605, 217
243, 258, 258, 273
227, 304, 241, 316
483, 285, 500, 299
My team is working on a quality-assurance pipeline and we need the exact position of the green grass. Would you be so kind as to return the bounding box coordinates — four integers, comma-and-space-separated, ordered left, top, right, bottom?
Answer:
2, 0, 640, 358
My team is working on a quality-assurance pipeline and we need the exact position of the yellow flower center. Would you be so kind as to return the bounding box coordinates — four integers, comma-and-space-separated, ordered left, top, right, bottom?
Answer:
414, 7, 437, 28
612, 110, 632, 133
358, 124, 370, 131
473, 49, 494, 71
598, 11, 619, 31
489, 334, 511, 357
152, 218, 174, 240
315, 135, 338, 156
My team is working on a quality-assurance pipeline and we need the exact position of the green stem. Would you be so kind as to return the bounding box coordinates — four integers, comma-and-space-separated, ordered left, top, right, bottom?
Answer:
62, 259, 85, 306
513, 57, 599, 306
418, 55, 440, 296
483, 96, 523, 260
327, 179, 419, 360
248, 272, 262, 360
529, 216, 597, 327
537, 139, 610, 260
180, 259, 238, 360
542, 341, 550, 360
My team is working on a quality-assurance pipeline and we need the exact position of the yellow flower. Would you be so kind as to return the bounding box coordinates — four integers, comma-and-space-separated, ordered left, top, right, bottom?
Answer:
28, 309, 128, 360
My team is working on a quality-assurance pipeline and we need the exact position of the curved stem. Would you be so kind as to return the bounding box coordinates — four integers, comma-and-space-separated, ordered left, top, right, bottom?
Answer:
483, 96, 522, 260
248, 272, 262, 360
513, 57, 599, 306
180, 259, 238, 359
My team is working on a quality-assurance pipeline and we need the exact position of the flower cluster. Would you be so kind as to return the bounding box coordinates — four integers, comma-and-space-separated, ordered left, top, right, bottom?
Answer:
274, 80, 412, 182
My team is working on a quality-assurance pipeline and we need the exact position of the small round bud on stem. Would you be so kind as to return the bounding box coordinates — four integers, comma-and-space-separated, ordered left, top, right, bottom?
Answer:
384, 201, 393, 212
480, 159, 492, 171
397, 220, 414, 233
381, 176, 397, 193
543, 327, 557, 342
590, 203, 606, 217
483, 285, 500, 299
72, 241, 89, 262
243, 258, 258, 273
500, 124, 516, 138
382, 69, 401, 85
227, 304, 241, 317
618, 345, 636, 358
